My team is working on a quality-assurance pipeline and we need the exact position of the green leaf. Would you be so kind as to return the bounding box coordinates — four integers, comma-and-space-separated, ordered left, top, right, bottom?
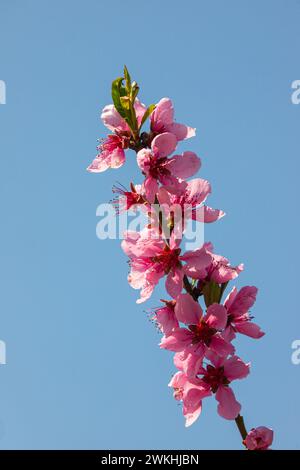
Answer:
119, 85, 127, 97
124, 65, 131, 92
111, 69, 140, 135
202, 281, 221, 308
120, 96, 131, 110
130, 81, 139, 101
139, 104, 156, 130
111, 77, 127, 118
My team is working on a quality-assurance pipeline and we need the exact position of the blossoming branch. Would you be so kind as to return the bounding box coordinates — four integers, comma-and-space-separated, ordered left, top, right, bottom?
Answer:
87, 66, 274, 450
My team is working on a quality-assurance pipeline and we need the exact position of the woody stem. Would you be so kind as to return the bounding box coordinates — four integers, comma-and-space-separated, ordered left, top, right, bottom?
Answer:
235, 414, 248, 441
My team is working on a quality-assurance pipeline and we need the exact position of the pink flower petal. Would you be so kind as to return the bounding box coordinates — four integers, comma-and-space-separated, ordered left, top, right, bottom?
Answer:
174, 293, 203, 325
136, 282, 156, 304
193, 206, 225, 223
205, 304, 228, 330
216, 386, 241, 420
165, 152, 201, 179
121, 231, 140, 256
144, 176, 158, 203
109, 148, 126, 168
160, 328, 193, 352
168, 122, 196, 141
228, 286, 258, 317
159, 176, 187, 196
211, 262, 244, 284
157, 187, 172, 206
101, 104, 128, 132
223, 325, 236, 342
134, 98, 147, 126
179, 350, 205, 377
87, 151, 111, 173
165, 268, 183, 299
184, 383, 211, 407
223, 355, 250, 381
183, 402, 202, 427
185, 178, 210, 205
87, 148, 125, 173
136, 148, 152, 173
181, 247, 212, 278
209, 335, 235, 358
151, 98, 174, 131
151, 132, 177, 158
168, 371, 187, 391
244, 426, 274, 450
224, 286, 238, 311
155, 306, 179, 336
183, 381, 211, 427
234, 321, 265, 339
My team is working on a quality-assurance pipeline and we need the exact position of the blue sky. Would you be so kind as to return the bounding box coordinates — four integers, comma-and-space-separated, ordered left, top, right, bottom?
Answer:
0, 0, 299, 449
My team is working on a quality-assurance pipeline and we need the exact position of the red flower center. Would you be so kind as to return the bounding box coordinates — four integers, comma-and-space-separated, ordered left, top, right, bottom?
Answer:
152, 247, 181, 273
189, 322, 217, 346
202, 365, 230, 393
149, 157, 171, 179
100, 134, 130, 152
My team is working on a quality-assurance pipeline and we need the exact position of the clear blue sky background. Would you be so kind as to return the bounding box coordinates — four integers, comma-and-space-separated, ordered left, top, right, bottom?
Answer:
0, 0, 299, 450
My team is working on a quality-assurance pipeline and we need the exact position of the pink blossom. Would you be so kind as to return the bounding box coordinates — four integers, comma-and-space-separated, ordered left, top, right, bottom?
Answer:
87, 100, 147, 173
244, 426, 273, 450
87, 137, 127, 172
151, 98, 196, 142
160, 294, 234, 369
101, 100, 146, 132
152, 300, 179, 336
121, 229, 182, 303
137, 133, 200, 202
171, 354, 249, 424
89, 69, 272, 446
196, 243, 244, 284
168, 372, 211, 427
201, 355, 249, 420
112, 182, 147, 214
224, 286, 265, 340
181, 178, 225, 223
173, 350, 204, 379
157, 178, 225, 228
179, 246, 215, 279
169, 354, 249, 425
121, 230, 212, 303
